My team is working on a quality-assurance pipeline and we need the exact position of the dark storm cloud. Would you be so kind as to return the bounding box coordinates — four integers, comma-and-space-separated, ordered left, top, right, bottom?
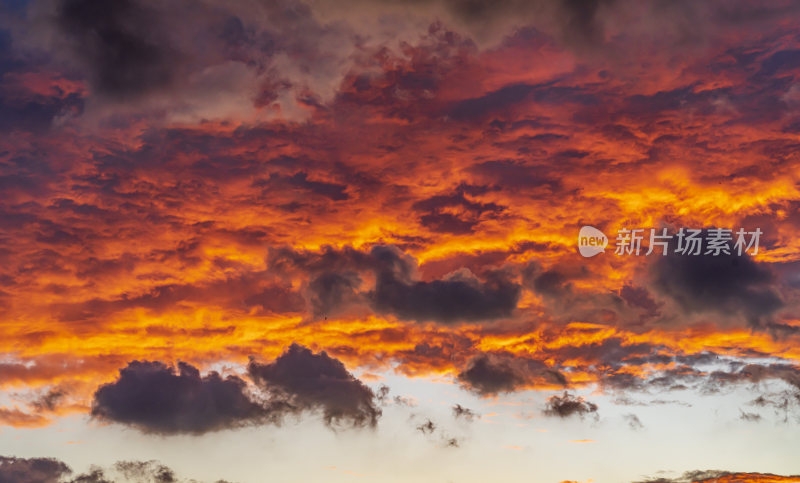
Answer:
55, 0, 179, 98
651, 246, 783, 326
457, 352, 566, 395
543, 392, 598, 418
248, 343, 381, 428
91, 360, 271, 435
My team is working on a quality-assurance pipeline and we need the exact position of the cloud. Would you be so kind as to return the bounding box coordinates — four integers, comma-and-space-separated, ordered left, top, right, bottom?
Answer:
0, 456, 71, 483
739, 410, 762, 422
708, 363, 800, 392
273, 245, 520, 324
411, 185, 505, 235
452, 403, 478, 421
543, 392, 598, 419
632, 470, 800, 483
623, 413, 644, 430
248, 343, 382, 428
307, 271, 363, 317
31, 386, 67, 412
651, 246, 783, 326
92, 343, 382, 434
416, 418, 436, 434
371, 247, 520, 323
457, 352, 566, 395
0, 455, 232, 483
112, 460, 178, 483
54, 0, 182, 100
91, 360, 271, 435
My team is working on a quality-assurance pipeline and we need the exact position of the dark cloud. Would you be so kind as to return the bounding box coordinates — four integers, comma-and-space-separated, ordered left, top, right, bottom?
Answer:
457, 352, 566, 395
543, 392, 598, 418
267, 245, 521, 323
91, 360, 271, 435
452, 403, 478, 421
372, 270, 519, 323
31, 386, 67, 412
371, 247, 520, 323
68, 467, 111, 483
619, 284, 661, 318
0, 456, 71, 483
248, 343, 381, 428
708, 363, 800, 392
52, 273, 305, 323
445, 437, 460, 447
412, 186, 505, 235
113, 461, 177, 483
0, 456, 232, 483
651, 245, 783, 326
416, 418, 436, 434
0, 29, 85, 133
287, 173, 349, 201
55, 0, 180, 99
307, 271, 362, 317
0, 89, 84, 133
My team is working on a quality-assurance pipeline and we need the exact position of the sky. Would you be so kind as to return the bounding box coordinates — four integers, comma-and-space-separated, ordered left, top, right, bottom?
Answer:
1, 0, 800, 482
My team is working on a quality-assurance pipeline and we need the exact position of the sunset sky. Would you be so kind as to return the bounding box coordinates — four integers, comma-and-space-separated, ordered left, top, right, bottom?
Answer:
2, 0, 800, 482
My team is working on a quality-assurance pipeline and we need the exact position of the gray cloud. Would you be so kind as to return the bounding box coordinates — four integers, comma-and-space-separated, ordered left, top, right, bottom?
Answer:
248, 343, 382, 428
92, 343, 382, 434
543, 391, 598, 418
651, 245, 783, 326
91, 360, 272, 435
457, 352, 566, 395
